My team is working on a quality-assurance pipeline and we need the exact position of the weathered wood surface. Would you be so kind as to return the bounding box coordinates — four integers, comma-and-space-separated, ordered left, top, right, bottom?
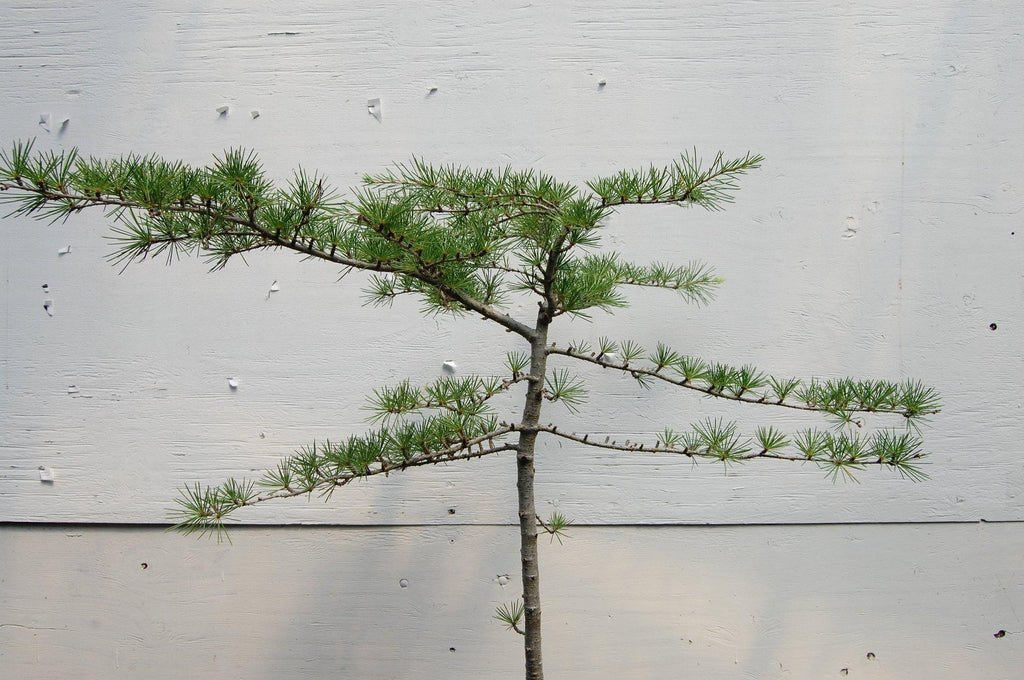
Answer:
1, 1, 1022, 524
1, 523, 1021, 679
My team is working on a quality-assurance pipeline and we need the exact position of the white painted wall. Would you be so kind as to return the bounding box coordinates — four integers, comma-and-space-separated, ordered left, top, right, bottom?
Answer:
2, 0, 1022, 525
2, 524, 1022, 679
1, 1, 1022, 676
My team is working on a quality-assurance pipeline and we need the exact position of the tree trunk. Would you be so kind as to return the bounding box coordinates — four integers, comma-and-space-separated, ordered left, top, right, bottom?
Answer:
515, 320, 549, 680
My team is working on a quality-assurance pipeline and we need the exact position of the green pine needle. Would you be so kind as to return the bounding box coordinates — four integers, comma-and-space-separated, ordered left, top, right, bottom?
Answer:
495, 599, 526, 634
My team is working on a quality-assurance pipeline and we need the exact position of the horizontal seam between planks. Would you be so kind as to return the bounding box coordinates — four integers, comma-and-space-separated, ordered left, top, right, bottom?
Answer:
1, 519, 1021, 530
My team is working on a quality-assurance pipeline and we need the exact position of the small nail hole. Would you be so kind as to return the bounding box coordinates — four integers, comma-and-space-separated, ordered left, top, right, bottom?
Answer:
990, 323, 998, 331
448, 508, 456, 515
141, 563, 148, 570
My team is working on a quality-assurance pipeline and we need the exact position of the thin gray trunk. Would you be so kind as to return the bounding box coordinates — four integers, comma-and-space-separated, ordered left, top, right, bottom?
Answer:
516, 318, 549, 680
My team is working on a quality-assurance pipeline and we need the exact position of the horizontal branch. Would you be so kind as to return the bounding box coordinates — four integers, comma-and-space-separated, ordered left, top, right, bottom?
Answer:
173, 426, 517, 538
548, 254, 721, 316
263, 437, 517, 502
548, 345, 940, 421
0, 177, 537, 339
363, 158, 568, 212
534, 424, 928, 482
365, 373, 527, 423
587, 150, 763, 210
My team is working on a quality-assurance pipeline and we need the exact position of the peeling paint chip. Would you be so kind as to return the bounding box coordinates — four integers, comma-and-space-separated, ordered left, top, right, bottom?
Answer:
842, 216, 858, 239
367, 98, 381, 121
227, 377, 239, 390
58, 245, 72, 255
67, 385, 80, 394
251, 110, 260, 119
39, 113, 51, 131
269, 280, 280, 293
442, 360, 457, 374
38, 466, 55, 482
216, 105, 230, 115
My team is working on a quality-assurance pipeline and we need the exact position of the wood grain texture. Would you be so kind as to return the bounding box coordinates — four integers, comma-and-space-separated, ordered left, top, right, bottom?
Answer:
1, 0, 1022, 524
1, 523, 1021, 679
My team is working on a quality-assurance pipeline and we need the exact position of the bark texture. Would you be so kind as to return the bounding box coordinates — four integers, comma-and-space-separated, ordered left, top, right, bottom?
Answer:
515, 316, 550, 680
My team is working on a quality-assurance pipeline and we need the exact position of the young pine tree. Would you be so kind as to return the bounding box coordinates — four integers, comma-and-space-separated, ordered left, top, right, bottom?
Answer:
0, 141, 939, 680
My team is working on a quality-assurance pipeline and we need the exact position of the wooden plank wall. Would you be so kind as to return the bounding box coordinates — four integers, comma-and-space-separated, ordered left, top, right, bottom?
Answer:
2, 524, 1022, 679
1, 1, 1021, 677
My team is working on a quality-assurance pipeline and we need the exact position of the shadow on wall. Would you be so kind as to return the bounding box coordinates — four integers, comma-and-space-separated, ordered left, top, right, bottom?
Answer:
0, 522, 1022, 678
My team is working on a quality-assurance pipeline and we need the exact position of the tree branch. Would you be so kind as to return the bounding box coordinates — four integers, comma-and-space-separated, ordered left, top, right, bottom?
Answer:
587, 151, 764, 209
0, 179, 537, 339
534, 424, 928, 481
173, 427, 518, 536
548, 345, 940, 420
